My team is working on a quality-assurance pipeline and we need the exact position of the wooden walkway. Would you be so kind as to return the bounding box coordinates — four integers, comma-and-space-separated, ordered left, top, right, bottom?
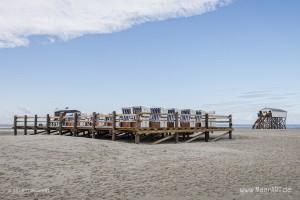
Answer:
13, 112, 233, 144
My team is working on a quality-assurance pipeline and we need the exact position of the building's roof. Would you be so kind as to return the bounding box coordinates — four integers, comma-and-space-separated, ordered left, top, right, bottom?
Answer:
55, 109, 81, 114
260, 108, 287, 113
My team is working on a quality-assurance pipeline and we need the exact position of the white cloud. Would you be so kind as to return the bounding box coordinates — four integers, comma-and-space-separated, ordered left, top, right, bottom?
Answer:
0, 0, 232, 48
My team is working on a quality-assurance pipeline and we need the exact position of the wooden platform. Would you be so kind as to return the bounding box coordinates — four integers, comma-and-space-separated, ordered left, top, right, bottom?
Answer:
13, 112, 233, 144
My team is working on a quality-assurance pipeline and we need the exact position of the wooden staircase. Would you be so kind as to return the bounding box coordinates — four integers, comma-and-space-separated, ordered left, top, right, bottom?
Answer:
252, 115, 267, 129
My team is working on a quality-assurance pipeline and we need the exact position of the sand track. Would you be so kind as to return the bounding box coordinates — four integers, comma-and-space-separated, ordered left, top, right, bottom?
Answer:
0, 129, 300, 200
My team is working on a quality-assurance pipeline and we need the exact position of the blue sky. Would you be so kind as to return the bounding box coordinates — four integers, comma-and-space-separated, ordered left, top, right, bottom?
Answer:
0, 0, 300, 124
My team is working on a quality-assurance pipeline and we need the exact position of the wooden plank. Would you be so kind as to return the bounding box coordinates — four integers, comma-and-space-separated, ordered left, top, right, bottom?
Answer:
30, 130, 43, 135
137, 128, 232, 135
59, 113, 63, 135
152, 134, 175, 145
211, 132, 229, 142
46, 114, 50, 134
208, 115, 231, 119
185, 132, 205, 143
73, 112, 78, 136
36, 130, 58, 135
205, 132, 209, 142
34, 130, 47, 135
205, 113, 209, 129
175, 112, 179, 143
175, 112, 179, 128
229, 115, 233, 139
15, 125, 231, 133
60, 130, 70, 135
49, 130, 58, 134
34, 115, 38, 135
13, 115, 17, 136
205, 113, 209, 142
92, 112, 96, 139
112, 111, 116, 141
24, 115, 27, 135
214, 121, 230, 123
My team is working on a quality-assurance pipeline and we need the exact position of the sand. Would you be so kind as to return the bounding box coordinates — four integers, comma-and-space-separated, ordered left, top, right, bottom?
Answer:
0, 129, 300, 200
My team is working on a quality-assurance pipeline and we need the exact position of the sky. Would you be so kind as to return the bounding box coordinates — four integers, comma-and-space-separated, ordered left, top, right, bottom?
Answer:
0, 0, 300, 124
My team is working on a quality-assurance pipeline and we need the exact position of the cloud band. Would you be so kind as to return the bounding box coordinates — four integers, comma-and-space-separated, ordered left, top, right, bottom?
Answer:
0, 0, 232, 48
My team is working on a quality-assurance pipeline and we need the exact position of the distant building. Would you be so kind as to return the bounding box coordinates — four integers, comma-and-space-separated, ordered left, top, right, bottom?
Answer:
252, 108, 287, 129
54, 109, 81, 117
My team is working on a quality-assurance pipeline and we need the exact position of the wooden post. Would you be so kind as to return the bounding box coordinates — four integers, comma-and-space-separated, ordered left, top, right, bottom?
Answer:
205, 113, 209, 142
112, 111, 116, 141
34, 115, 38, 135
24, 115, 27, 135
175, 112, 179, 128
13, 115, 17, 136
175, 132, 179, 143
92, 112, 96, 139
59, 113, 63, 135
135, 133, 140, 144
175, 112, 179, 143
73, 112, 78, 136
46, 114, 50, 134
136, 113, 141, 129
229, 115, 233, 139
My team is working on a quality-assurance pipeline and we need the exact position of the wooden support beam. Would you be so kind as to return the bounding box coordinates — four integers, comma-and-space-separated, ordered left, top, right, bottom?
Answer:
136, 113, 141, 127
152, 134, 174, 145
39, 130, 57, 135
205, 133, 209, 142
136, 127, 231, 135
34, 130, 47, 135
13, 115, 17, 136
30, 130, 43, 135
73, 112, 78, 136
116, 132, 127, 137
205, 113, 209, 142
174, 112, 179, 143
175, 112, 179, 128
205, 113, 209, 130
34, 115, 38, 135
32, 130, 47, 135
49, 130, 58, 134
59, 113, 63, 135
185, 132, 205, 143
92, 112, 96, 139
46, 114, 50, 134
211, 132, 230, 142
135, 133, 140, 144
112, 111, 116, 141
61, 130, 70, 135
175, 133, 179, 143
229, 115, 233, 139
64, 131, 73, 136
24, 115, 27, 135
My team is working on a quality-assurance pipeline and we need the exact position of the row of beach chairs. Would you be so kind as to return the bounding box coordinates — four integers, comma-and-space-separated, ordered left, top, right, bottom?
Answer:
52, 106, 216, 129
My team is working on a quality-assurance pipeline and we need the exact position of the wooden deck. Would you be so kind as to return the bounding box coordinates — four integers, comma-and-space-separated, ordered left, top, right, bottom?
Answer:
13, 112, 233, 144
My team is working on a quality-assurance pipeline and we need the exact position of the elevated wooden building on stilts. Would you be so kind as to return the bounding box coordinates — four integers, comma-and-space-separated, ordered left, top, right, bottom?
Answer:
252, 108, 287, 129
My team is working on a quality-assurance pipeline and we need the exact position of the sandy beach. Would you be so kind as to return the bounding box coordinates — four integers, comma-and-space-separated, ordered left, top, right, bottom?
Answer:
0, 129, 299, 200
